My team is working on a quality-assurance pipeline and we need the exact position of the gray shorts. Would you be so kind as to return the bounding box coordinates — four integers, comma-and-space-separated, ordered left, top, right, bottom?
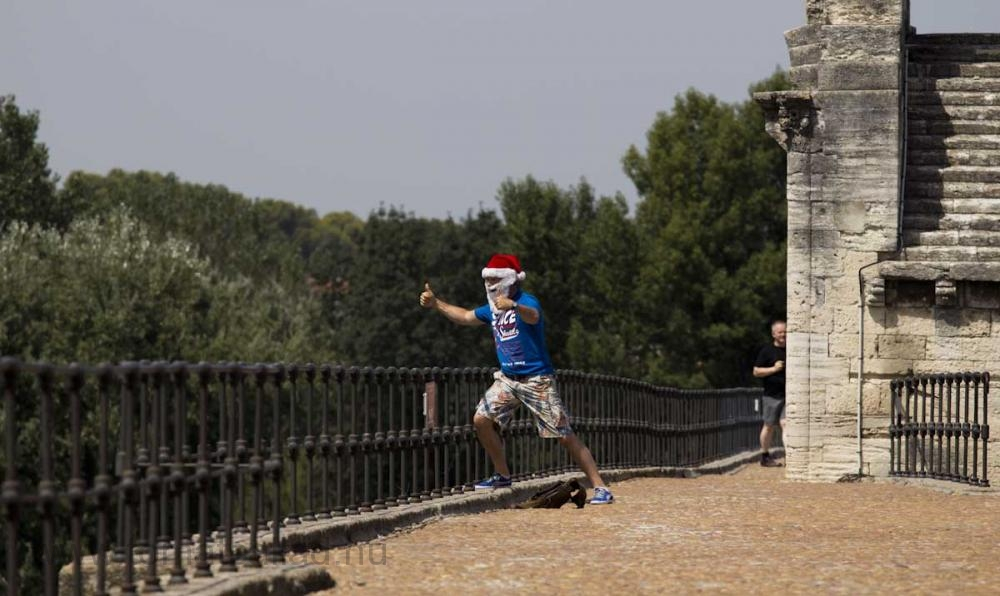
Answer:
762, 395, 785, 426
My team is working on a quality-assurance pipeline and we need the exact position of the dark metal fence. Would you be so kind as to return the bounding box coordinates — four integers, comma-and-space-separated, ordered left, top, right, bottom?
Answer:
889, 371, 990, 486
0, 358, 764, 595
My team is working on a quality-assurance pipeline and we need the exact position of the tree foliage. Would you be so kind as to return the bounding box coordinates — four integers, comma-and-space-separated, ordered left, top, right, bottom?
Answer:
334, 207, 499, 367
0, 72, 789, 382
0, 95, 67, 229
622, 70, 790, 386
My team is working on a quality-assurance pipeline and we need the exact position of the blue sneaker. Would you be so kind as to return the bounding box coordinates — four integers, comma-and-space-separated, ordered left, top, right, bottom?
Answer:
474, 473, 512, 490
590, 487, 614, 505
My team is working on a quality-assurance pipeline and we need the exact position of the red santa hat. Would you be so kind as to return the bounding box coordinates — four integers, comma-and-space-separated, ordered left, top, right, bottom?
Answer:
481, 253, 526, 283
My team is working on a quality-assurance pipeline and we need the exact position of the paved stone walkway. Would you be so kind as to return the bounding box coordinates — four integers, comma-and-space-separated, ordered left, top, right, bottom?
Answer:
314, 465, 1000, 594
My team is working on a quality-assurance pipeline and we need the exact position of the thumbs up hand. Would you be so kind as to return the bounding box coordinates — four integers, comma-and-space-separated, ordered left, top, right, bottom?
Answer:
419, 282, 437, 309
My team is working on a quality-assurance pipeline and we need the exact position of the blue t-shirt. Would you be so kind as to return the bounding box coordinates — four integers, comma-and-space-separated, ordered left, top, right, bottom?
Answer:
473, 291, 554, 376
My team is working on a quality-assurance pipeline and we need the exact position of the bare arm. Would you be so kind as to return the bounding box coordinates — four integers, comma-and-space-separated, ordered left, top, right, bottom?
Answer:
420, 283, 483, 326
492, 294, 539, 324
753, 360, 784, 378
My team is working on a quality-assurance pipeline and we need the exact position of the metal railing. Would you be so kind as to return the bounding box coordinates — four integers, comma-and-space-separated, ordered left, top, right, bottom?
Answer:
889, 371, 990, 486
0, 358, 764, 595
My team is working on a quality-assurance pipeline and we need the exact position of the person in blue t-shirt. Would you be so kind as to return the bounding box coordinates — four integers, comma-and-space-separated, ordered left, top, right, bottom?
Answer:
419, 253, 614, 505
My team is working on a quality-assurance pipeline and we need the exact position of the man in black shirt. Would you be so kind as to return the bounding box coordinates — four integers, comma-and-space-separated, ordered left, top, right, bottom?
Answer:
753, 320, 786, 467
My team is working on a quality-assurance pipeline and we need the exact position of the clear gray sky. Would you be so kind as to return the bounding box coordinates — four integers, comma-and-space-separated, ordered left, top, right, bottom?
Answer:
4, 1, 999, 219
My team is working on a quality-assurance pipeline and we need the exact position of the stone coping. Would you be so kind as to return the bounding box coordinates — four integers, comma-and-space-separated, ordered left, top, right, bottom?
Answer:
752, 90, 814, 106
876, 260, 1000, 282
876, 475, 997, 495
909, 33, 1000, 46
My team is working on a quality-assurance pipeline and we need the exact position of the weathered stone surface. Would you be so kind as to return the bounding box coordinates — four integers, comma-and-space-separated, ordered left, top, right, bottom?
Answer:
806, 0, 826, 25
910, 105, 1000, 121
944, 199, 1000, 215
903, 229, 959, 246
767, 2, 1000, 483
865, 277, 886, 306
910, 77, 1000, 92
790, 64, 820, 87
790, 43, 825, 67
908, 181, 1000, 199
823, 25, 901, 59
911, 119, 1000, 135
909, 91, 1000, 106
954, 230, 1000, 246
850, 357, 913, 376
950, 262, 1000, 280
909, 165, 1000, 184
913, 62, 1000, 78
787, 24, 824, 48
912, 33, 1000, 46
837, 200, 869, 233
833, 304, 887, 335
935, 279, 958, 307
815, 88, 900, 111
877, 334, 927, 359
908, 135, 1000, 150
902, 245, 1000, 262
884, 307, 937, 336
753, 91, 817, 152
829, 332, 877, 359
909, 46, 1000, 63
906, 212, 1000, 231
825, 0, 905, 26
878, 261, 948, 280
818, 61, 900, 90
965, 282, 1000, 309
933, 307, 991, 336
908, 149, 1000, 168
909, 358, 986, 374
925, 335, 1000, 361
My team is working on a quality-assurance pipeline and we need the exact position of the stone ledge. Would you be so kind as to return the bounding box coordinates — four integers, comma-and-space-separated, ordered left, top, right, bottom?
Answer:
911, 33, 1000, 46
877, 260, 1000, 281
184, 564, 335, 596
58, 561, 336, 596
876, 476, 997, 495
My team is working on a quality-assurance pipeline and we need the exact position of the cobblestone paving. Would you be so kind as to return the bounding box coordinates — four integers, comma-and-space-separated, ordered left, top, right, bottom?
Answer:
315, 465, 1000, 594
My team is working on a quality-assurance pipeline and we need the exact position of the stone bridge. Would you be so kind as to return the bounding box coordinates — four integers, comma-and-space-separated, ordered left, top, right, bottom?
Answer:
147, 456, 1000, 595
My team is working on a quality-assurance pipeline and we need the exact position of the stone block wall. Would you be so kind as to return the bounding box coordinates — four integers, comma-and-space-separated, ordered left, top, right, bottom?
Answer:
757, 1, 999, 483
757, 0, 909, 481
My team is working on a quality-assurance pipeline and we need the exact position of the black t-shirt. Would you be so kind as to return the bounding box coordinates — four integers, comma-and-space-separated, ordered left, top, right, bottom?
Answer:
754, 344, 786, 399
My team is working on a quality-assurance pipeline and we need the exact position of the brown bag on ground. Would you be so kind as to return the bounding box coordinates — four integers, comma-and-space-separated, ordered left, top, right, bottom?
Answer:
515, 479, 587, 509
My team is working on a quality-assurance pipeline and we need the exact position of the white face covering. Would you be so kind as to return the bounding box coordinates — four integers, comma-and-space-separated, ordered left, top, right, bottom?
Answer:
485, 278, 515, 314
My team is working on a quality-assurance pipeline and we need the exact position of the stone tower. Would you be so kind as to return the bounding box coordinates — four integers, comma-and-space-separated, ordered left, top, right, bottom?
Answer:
757, 0, 999, 482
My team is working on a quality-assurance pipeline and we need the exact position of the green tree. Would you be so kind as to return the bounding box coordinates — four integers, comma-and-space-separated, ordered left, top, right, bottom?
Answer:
307, 210, 364, 329
623, 70, 790, 387
335, 207, 499, 367
564, 193, 642, 376
59, 169, 308, 287
0, 96, 68, 229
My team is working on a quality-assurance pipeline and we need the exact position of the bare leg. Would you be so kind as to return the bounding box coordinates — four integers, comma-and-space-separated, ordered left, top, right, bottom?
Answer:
760, 424, 775, 455
474, 414, 510, 477
558, 434, 605, 488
